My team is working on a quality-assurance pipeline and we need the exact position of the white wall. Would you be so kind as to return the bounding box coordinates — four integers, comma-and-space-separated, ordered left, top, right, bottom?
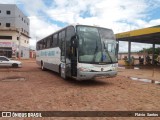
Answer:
0, 30, 30, 58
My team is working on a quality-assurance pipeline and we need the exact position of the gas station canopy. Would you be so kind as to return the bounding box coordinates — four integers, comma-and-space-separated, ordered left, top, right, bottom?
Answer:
116, 25, 160, 44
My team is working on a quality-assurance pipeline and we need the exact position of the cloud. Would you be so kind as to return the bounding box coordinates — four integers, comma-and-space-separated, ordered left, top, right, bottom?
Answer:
46, 0, 160, 33
145, 19, 160, 27
16, 0, 47, 16
0, 0, 160, 51
0, 0, 15, 4
28, 16, 60, 46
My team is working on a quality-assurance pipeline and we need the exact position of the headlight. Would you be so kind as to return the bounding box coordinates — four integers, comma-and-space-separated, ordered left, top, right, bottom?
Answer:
112, 63, 118, 67
112, 64, 118, 71
112, 67, 117, 71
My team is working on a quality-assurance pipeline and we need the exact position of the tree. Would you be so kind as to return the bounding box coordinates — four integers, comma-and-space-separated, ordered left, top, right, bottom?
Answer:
138, 47, 160, 55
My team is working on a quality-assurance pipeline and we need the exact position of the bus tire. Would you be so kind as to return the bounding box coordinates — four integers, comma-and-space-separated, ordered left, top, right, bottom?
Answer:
41, 61, 46, 71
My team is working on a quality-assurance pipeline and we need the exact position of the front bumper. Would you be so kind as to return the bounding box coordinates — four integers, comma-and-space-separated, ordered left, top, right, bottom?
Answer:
76, 70, 117, 80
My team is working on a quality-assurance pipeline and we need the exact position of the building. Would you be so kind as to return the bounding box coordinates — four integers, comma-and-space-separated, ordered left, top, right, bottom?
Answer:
0, 4, 30, 58
29, 49, 36, 58
118, 52, 143, 60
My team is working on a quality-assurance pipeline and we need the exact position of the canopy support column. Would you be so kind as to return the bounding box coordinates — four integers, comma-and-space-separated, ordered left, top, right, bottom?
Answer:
128, 41, 131, 64
152, 43, 155, 65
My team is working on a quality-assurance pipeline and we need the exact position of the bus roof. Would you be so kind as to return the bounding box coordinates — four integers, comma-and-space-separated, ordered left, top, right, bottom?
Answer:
37, 24, 113, 43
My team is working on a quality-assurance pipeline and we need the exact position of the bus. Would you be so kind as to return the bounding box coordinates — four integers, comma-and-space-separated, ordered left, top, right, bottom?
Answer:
36, 24, 118, 80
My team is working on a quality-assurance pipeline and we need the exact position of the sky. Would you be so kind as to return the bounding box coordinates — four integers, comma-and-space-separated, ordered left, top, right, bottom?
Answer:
0, 0, 160, 52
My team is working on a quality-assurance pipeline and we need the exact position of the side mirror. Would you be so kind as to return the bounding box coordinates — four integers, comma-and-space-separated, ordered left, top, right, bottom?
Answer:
116, 42, 119, 59
71, 35, 78, 48
116, 42, 119, 52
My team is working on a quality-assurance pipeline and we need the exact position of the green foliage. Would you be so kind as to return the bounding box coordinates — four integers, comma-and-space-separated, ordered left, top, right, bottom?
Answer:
138, 47, 160, 54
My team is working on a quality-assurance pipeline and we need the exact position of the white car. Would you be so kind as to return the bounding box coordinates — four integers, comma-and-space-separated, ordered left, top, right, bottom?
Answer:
0, 56, 22, 68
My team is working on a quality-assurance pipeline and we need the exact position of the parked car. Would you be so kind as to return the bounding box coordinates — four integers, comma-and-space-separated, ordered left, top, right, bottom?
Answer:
0, 56, 22, 68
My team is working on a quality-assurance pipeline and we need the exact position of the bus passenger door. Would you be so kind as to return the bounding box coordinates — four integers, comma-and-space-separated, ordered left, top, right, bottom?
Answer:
70, 37, 78, 77
60, 31, 67, 79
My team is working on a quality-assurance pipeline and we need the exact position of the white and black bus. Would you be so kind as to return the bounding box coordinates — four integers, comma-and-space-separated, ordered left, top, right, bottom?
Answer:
36, 24, 118, 80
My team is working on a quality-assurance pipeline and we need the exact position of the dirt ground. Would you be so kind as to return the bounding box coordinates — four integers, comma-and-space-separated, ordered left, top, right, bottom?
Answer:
0, 59, 160, 120
118, 60, 160, 82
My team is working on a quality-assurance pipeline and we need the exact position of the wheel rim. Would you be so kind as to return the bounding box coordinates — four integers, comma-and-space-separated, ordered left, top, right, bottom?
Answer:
41, 64, 43, 69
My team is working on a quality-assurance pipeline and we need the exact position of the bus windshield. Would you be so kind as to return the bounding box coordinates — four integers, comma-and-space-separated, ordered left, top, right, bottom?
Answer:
77, 26, 117, 64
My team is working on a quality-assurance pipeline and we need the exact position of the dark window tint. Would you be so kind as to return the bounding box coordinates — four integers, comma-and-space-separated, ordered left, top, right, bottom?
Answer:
6, 23, 10, 27
46, 36, 52, 48
0, 57, 9, 61
50, 36, 53, 47
40, 41, 43, 50
43, 39, 47, 49
0, 36, 12, 40
58, 32, 62, 46
62, 31, 65, 38
99, 28, 115, 40
53, 34, 58, 47
66, 26, 75, 58
6, 11, 11, 15
66, 26, 75, 41
0, 23, 1, 26
59, 30, 66, 57
0, 10, 1, 13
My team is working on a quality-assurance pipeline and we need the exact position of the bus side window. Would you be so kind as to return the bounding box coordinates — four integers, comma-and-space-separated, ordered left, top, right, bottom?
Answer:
66, 26, 75, 58
62, 30, 65, 40
59, 30, 66, 46
43, 39, 47, 49
53, 34, 58, 47
58, 32, 62, 47
43, 40, 45, 49
50, 36, 53, 47
61, 30, 66, 56
66, 26, 75, 41
46, 37, 51, 48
